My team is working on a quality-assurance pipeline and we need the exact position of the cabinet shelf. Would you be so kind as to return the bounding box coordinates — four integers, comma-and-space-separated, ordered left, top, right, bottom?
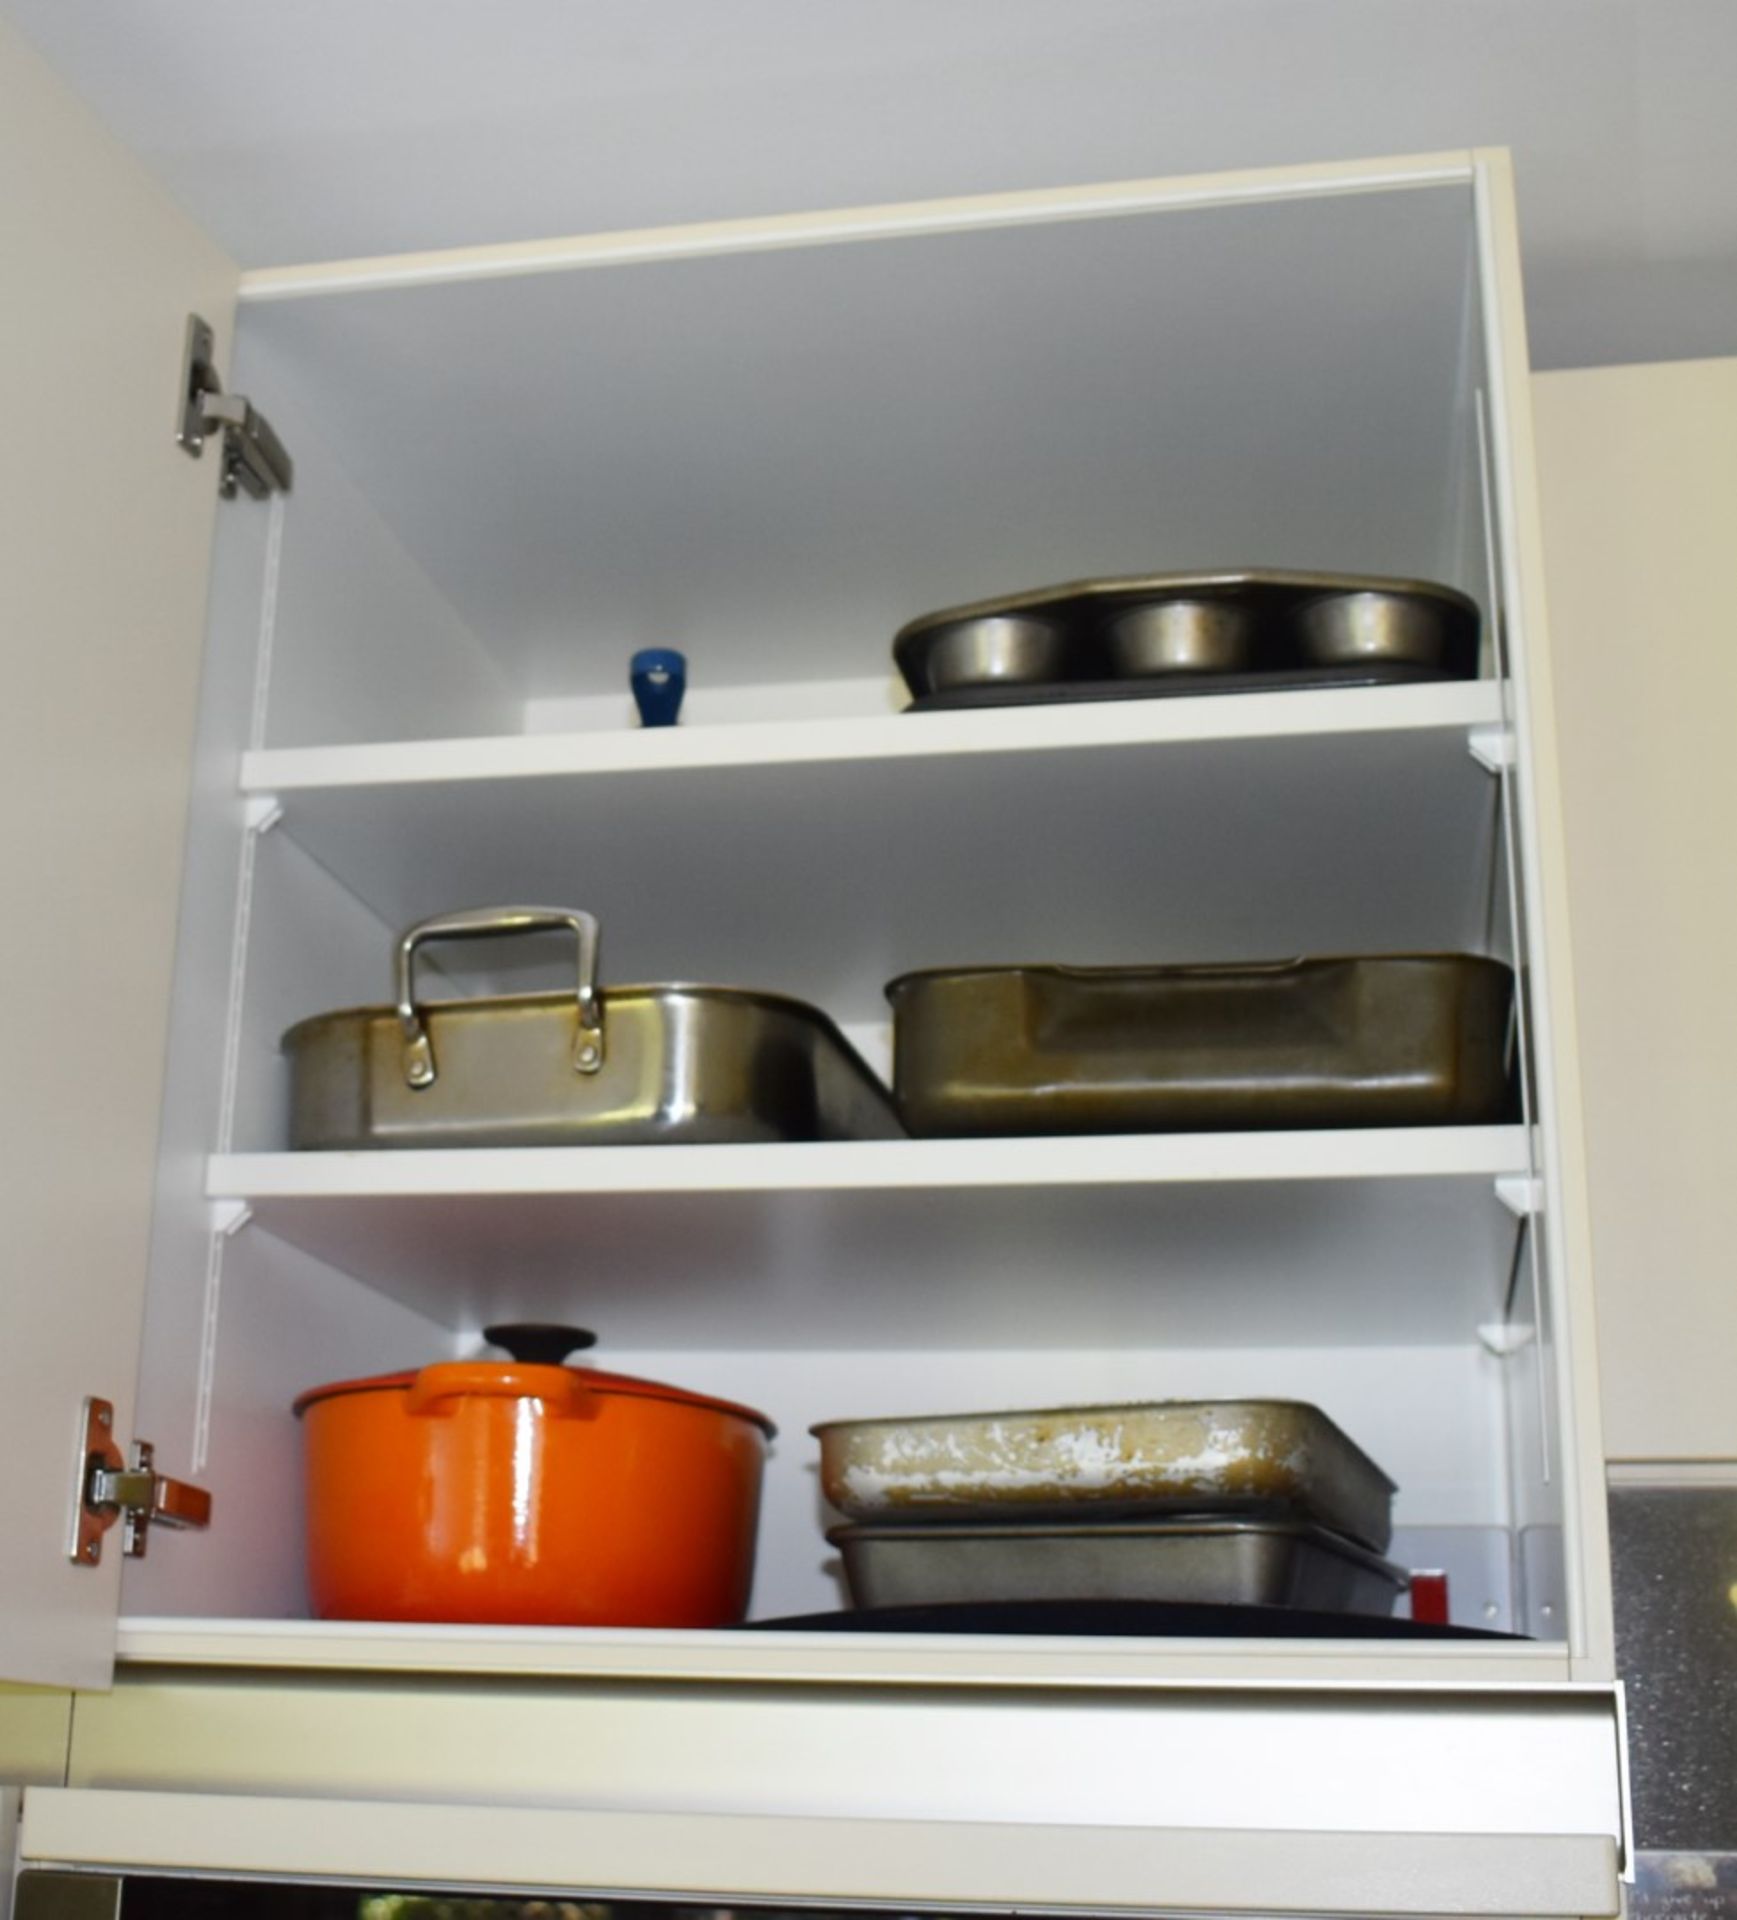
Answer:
244, 679, 1504, 792
114, 1614, 1565, 1685
207, 1128, 1529, 1346
212, 1127, 1527, 1197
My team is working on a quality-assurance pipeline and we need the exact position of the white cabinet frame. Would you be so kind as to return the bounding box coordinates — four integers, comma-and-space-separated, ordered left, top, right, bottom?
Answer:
16, 1788, 1623, 1917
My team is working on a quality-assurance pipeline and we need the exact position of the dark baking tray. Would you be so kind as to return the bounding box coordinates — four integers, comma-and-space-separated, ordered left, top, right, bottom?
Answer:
746, 1598, 1522, 1639
907, 660, 1454, 712
888, 953, 1515, 1137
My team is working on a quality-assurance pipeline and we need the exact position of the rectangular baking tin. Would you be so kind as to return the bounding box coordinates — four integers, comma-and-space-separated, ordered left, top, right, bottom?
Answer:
286, 985, 902, 1149
888, 953, 1515, 1138
831, 1515, 1407, 1615
815, 1397, 1395, 1550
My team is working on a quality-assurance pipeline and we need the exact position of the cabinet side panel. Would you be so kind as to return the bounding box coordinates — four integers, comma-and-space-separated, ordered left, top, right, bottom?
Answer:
1533, 359, 1737, 1464
235, 381, 518, 749
124, 1231, 456, 1620
0, 19, 237, 1688
1471, 152, 1614, 1674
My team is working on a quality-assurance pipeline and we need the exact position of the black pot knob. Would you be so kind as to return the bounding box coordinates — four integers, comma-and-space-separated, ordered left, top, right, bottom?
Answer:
483, 1323, 598, 1365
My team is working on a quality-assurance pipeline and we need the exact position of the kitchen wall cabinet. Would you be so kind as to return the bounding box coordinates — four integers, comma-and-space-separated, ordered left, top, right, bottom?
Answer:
115, 148, 1617, 1673
1534, 357, 1737, 1466
0, 17, 1628, 1909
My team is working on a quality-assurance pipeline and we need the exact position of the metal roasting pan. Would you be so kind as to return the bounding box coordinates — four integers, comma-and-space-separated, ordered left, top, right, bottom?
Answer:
813, 1398, 1396, 1550
893, 568, 1480, 704
887, 953, 1515, 1138
285, 905, 901, 1149
829, 1515, 1407, 1615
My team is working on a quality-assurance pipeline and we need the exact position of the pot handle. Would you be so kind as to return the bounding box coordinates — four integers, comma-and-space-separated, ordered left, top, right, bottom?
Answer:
395, 905, 604, 1091
405, 1362, 596, 1419
483, 1323, 598, 1365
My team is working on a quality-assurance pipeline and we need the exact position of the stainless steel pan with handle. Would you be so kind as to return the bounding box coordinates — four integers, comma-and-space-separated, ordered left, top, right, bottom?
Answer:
285, 904, 901, 1149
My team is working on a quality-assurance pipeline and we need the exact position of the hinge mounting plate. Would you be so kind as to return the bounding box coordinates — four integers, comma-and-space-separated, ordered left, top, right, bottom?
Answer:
176, 313, 293, 501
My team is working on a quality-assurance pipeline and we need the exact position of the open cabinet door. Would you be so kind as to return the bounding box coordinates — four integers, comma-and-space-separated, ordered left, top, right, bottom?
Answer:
0, 18, 238, 1689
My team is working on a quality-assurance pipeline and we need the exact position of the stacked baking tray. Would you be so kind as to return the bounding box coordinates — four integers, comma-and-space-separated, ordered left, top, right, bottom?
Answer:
813, 1400, 1408, 1618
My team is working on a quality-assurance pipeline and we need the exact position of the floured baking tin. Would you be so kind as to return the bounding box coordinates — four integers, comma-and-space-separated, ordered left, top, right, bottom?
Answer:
892, 568, 1481, 707
812, 1399, 1395, 1551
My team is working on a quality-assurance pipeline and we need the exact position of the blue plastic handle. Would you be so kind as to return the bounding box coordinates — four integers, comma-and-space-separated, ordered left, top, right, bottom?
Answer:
630, 648, 687, 727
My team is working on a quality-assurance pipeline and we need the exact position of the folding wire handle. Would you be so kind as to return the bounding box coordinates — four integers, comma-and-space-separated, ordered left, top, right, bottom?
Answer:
396, 906, 604, 1089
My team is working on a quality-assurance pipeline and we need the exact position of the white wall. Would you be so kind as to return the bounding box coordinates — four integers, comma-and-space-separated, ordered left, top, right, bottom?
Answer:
1534, 358, 1737, 1464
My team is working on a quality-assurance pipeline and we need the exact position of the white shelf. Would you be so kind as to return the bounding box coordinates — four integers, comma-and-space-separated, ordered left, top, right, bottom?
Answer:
242, 683, 1508, 1025
208, 1128, 1529, 1345
115, 1616, 1567, 1686
244, 680, 1504, 791
214, 1128, 1526, 1197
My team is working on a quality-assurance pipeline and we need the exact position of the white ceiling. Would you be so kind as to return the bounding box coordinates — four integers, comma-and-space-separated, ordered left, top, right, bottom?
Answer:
5, 0, 1735, 370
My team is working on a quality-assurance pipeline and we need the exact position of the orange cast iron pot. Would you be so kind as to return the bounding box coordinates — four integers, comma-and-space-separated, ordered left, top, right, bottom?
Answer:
294, 1325, 774, 1626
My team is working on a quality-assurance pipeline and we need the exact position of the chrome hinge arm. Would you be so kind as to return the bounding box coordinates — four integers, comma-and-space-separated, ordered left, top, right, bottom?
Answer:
70, 1397, 213, 1566
176, 313, 293, 500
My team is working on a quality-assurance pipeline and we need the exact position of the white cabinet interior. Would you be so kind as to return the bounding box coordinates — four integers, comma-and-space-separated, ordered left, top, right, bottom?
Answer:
117, 153, 1606, 1669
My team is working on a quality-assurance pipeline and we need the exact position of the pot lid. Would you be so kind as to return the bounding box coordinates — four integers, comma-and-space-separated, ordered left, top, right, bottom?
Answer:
293, 1322, 775, 1435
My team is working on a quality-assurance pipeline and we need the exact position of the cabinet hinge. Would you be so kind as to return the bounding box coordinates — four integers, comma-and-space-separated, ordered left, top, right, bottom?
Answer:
68, 1396, 212, 1567
176, 313, 293, 501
